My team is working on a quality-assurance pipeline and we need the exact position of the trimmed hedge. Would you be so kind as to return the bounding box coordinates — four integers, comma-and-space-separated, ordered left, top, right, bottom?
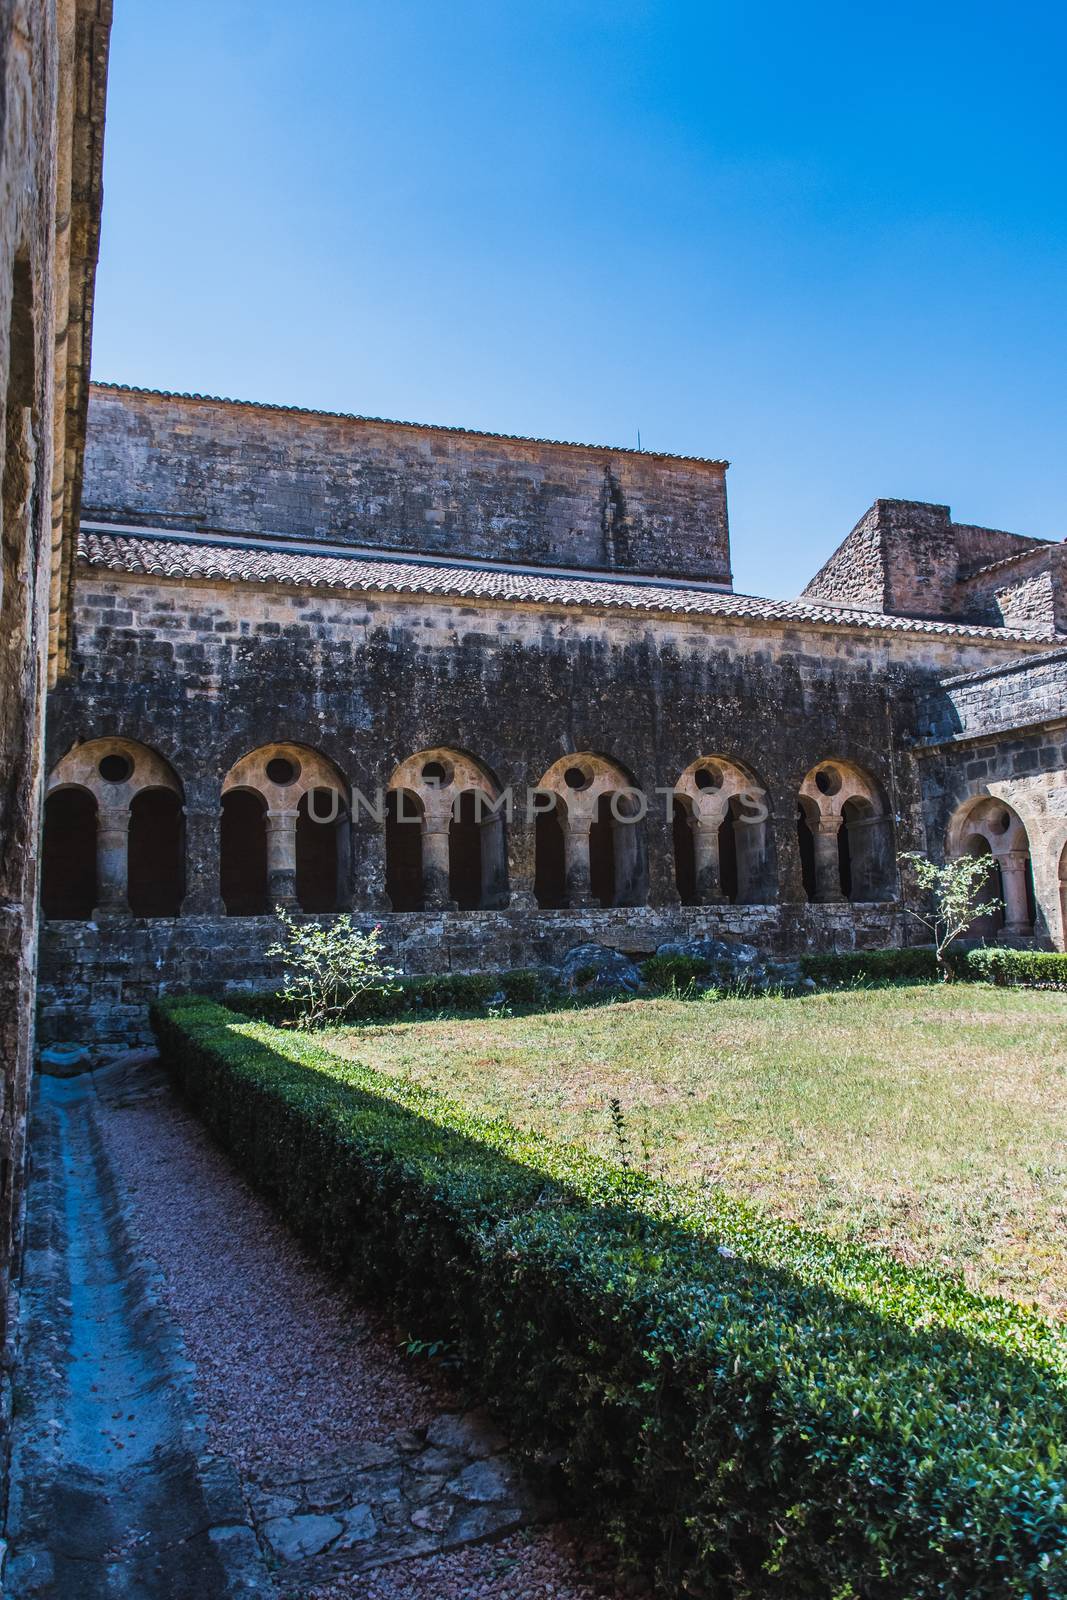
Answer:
153, 996, 1067, 1599
227, 966, 558, 1026
964, 947, 1067, 988
799, 947, 942, 986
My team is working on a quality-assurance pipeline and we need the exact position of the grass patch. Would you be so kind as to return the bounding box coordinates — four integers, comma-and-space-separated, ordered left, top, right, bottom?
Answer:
322, 983, 1067, 1317
154, 996, 1067, 1599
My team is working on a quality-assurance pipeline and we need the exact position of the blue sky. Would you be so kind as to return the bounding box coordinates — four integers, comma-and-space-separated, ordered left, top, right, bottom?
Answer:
92, 1, 1067, 598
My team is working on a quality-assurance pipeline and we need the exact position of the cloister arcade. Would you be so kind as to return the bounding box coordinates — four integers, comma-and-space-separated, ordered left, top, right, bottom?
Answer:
37, 736, 1058, 944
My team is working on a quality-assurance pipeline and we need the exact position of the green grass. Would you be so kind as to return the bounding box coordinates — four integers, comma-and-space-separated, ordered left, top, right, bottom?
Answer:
322, 983, 1067, 1317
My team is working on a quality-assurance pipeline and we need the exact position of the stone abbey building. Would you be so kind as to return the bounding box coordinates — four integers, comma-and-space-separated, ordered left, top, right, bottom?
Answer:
33, 383, 1067, 1046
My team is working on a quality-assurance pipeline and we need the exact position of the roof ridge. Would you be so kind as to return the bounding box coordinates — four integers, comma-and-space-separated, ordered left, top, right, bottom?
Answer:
961, 541, 1061, 583
76, 527, 1060, 646
89, 382, 730, 469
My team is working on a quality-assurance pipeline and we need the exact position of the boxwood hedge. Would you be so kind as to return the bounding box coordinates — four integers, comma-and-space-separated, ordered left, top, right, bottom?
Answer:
152, 997, 1067, 1599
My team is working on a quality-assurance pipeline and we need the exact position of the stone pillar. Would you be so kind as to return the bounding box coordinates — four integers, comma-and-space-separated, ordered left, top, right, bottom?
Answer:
812, 818, 845, 904
1000, 850, 1032, 935
266, 808, 299, 909
693, 817, 727, 904
94, 806, 130, 918
422, 822, 456, 911
506, 802, 537, 909
351, 814, 389, 912
181, 801, 224, 916
563, 819, 597, 908
645, 804, 679, 907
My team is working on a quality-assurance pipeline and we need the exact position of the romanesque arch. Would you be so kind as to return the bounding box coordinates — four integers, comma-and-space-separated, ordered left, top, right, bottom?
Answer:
221, 743, 349, 915
796, 760, 895, 904
42, 738, 184, 919
533, 753, 647, 909
947, 796, 1035, 938
672, 756, 775, 905
386, 748, 508, 911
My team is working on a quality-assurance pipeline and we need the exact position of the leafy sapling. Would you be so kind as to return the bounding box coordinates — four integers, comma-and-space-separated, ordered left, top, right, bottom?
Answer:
267, 909, 399, 1028
899, 851, 1003, 980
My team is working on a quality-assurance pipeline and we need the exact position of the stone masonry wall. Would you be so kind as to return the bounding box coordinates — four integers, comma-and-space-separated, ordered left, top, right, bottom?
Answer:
82, 387, 733, 584
916, 649, 1067, 947
39, 562, 1047, 1043
38, 902, 906, 1050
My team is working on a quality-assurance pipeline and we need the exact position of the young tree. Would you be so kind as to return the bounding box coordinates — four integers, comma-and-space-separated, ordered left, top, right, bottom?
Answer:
899, 851, 1004, 979
268, 910, 400, 1028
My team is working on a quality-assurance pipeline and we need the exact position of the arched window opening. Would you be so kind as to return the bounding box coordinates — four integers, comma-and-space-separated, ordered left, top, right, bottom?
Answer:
796, 803, 817, 902
672, 797, 697, 906
837, 815, 853, 900
128, 789, 185, 917
385, 789, 423, 912
449, 790, 484, 910
41, 788, 97, 920
296, 788, 348, 913
220, 790, 268, 916
950, 796, 1034, 939
718, 806, 739, 903
965, 836, 1004, 938
589, 793, 617, 907
535, 798, 567, 909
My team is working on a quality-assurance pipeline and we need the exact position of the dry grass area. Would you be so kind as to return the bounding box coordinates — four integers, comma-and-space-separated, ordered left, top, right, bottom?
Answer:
323, 985, 1067, 1318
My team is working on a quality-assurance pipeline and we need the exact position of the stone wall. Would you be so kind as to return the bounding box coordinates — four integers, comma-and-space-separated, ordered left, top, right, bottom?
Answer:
38, 557, 1048, 1042
0, 0, 109, 1346
802, 499, 1061, 631
916, 650, 1067, 947
83, 386, 734, 584
38, 902, 907, 1050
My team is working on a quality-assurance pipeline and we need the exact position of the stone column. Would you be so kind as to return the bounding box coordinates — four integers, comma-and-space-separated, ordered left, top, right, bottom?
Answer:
181, 801, 225, 916
506, 801, 537, 909
693, 817, 727, 904
266, 808, 299, 909
563, 818, 597, 908
812, 818, 845, 903
421, 822, 456, 911
350, 814, 390, 912
1000, 850, 1032, 935
94, 806, 130, 918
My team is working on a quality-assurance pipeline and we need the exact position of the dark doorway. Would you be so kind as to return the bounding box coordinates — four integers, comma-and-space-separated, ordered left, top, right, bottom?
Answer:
385, 789, 423, 911
128, 788, 185, 916
535, 801, 567, 909
837, 817, 852, 900
449, 791, 484, 910
796, 804, 817, 901
41, 788, 97, 919
220, 790, 268, 915
296, 788, 346, 912
589, 793, 616, 907
673, 798, 696, 905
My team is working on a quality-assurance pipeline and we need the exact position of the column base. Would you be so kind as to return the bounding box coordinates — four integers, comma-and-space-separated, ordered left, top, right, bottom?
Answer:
566, 894, 600, 910
92, 904, 131, 921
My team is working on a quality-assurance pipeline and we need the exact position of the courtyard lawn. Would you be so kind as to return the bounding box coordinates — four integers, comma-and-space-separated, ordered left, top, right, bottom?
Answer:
322, 983, 1067, 1318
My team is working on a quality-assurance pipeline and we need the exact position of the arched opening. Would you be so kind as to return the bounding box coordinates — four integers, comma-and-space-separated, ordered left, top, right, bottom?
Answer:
220, 790, 269, 915
589, 793, 617, 907
128, 789, 185, 917
535, 797, 567, 909
447, 789, 508, 911
672, 796, 697, 906
950, 796, 1034, 938
965, 836, 1004, 938
385, 789, 423, 911
40, 788, 97, 920
295, 788, 349, 913
719, 804, 739, 903
449, 790, 484, 910
796, 801, 817, 901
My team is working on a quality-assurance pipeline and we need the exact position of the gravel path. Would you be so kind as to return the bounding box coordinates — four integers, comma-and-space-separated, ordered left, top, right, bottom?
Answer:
97, 1069, 624, 1599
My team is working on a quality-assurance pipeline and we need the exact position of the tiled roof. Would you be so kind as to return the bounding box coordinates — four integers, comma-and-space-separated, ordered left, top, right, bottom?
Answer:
77, 527, 1062, 643
961, 541, 1061, 583
90, 382, 729, 469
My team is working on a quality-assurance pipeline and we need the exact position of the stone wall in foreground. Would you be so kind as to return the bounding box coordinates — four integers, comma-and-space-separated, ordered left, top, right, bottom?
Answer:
37, 902, 907, 1050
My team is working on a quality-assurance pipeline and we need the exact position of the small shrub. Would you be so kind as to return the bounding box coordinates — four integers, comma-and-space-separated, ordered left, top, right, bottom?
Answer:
266, 910, 400, 1028
641, 953, 709, 991
964, 946, 1067, 988
901, 851, 1004, 978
